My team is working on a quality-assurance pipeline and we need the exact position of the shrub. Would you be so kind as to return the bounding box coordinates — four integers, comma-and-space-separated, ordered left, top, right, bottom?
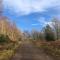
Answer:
0, 34, 10, 43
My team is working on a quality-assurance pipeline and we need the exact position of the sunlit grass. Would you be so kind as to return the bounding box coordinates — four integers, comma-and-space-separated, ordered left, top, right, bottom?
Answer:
0, 50, 14, 60
0, 41, 21, 60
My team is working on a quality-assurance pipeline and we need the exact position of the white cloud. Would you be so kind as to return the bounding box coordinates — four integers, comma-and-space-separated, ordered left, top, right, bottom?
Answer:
3, 0, 60, 15
32, 24, 40, 26
31, 17, 53, 27
38, 17, 53, 27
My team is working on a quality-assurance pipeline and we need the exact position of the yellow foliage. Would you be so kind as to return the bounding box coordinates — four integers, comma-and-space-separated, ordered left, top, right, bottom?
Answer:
0, 17, 22, 42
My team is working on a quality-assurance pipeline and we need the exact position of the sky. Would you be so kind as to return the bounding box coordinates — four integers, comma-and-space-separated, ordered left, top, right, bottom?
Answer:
2, 0, 60, 31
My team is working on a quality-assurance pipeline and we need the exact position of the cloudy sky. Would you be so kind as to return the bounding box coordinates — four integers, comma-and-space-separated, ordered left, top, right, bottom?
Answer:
3, 0, 60, 31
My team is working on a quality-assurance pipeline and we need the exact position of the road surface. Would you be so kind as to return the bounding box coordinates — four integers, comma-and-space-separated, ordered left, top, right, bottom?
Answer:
10, 41, 54, 60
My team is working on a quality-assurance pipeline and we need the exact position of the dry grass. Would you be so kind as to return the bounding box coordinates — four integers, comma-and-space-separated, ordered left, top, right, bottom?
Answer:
0, 41, 21, 60
32, 40, 60, 60
0, 50, 14, 60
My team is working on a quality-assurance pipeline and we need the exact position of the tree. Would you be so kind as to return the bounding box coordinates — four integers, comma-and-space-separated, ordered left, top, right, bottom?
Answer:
44, 25, 55, 41
31, 29, 44, 41
0, 17, 22, 42
31, 30, 39, 40
52, 18, 60, 40
0, 0, 3, 16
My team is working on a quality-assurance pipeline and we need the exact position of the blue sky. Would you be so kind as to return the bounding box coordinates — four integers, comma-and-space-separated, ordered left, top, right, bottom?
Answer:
3, 0, 60, 31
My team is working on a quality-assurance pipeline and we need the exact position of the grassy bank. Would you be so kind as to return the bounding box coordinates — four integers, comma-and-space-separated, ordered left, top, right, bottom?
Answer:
0, 41, 21, 60
32, 40, 60, 60
0, 50, 14, 60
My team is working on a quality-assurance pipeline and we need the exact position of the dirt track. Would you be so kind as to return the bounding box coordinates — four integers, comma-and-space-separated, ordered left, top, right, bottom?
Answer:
11, 41, 54, 60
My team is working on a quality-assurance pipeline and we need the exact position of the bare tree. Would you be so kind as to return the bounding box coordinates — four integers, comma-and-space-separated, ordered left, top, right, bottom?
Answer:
0, 18, 22, 42
0, 0, 3, 16
52, 18, 60, 40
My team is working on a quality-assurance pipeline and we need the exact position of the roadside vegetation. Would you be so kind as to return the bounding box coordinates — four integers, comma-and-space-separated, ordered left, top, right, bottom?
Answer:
0, 16, 22, 60
23, 18, 60, 60
0, 16, 60, 60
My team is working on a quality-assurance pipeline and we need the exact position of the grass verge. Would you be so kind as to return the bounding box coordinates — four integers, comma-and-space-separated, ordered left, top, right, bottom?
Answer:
32, 40, 60, 60
0, 41, 21, 60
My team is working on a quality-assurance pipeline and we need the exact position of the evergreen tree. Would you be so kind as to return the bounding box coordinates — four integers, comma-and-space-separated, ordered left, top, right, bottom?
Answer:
44, 25, 55, 41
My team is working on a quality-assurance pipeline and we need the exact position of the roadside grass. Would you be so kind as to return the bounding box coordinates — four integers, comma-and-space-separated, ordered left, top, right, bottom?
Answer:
0, 41, 21, 60
32, 40, 60, 60
0, 50, 14, 60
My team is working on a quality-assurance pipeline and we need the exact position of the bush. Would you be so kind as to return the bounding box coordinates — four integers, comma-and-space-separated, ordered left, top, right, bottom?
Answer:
0, 34, 10, 43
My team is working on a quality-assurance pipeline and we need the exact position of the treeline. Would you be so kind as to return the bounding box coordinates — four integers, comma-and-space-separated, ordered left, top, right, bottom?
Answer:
0, 17, 22, 43
0, 17, 60, 43
23, 18, 60, 41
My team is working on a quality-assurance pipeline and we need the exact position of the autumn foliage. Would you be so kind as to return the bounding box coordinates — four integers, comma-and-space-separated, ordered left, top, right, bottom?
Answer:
0, 16, 22, 42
